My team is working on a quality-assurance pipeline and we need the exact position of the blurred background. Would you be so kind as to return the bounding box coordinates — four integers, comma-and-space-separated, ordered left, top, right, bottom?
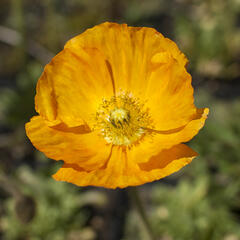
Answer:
0, 0, 240, 239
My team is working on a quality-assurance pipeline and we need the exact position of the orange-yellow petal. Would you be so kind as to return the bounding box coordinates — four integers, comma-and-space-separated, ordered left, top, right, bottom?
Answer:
146, 52, 196, 130
25, 116, 111, 171
137, 144, 197, 183
65, 22, 187, 96
35, 47, 114, 127
35, 71, 59, 125
129, 107, 209, 163
53, 144, 196, 189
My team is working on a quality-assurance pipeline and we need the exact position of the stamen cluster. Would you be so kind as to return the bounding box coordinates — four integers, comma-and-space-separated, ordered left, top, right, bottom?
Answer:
94, 92, 152, 146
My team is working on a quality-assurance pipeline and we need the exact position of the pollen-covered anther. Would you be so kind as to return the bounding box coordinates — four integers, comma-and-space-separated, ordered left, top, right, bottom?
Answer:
95, 93, 152, 146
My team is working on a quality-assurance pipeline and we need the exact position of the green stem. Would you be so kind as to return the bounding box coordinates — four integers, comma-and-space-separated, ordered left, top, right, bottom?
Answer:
128, 187, 156, 240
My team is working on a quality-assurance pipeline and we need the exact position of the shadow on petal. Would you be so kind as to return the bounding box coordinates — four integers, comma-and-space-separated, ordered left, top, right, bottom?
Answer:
139, 144, 198, 171
51, 122, 91, 134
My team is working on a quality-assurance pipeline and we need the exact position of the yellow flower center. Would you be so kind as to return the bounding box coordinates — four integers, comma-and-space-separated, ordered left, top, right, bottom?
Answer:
94, 92, 152, 146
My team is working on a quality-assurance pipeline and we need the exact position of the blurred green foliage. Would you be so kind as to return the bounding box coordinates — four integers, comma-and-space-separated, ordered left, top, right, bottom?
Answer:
2, 167, 88, 240
0, 0, 240, 239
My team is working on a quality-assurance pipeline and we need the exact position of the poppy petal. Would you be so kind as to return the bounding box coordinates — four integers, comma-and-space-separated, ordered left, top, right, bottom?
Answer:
65, 22, 187, 96
35, 47, 114, 127
145, 52, 196, 130
53, 144, 196, 188
25, 116, 111, 171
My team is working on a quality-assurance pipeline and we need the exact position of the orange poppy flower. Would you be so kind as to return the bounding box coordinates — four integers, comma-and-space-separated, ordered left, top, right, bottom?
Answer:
25, 22, 209, 189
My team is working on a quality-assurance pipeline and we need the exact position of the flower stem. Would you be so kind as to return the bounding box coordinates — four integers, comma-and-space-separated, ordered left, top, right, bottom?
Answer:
128, 187, 156, 240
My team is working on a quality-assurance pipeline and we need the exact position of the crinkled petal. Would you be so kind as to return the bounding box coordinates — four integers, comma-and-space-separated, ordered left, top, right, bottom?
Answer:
25, 116, 111, 171
35, 47, 114, 127
145, 52, 196, 130
129, 108, 209, 163
53, 146, 126, 189
53, 144, 196, 189
137, 144, 197, 177
65, 22, 188, 96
